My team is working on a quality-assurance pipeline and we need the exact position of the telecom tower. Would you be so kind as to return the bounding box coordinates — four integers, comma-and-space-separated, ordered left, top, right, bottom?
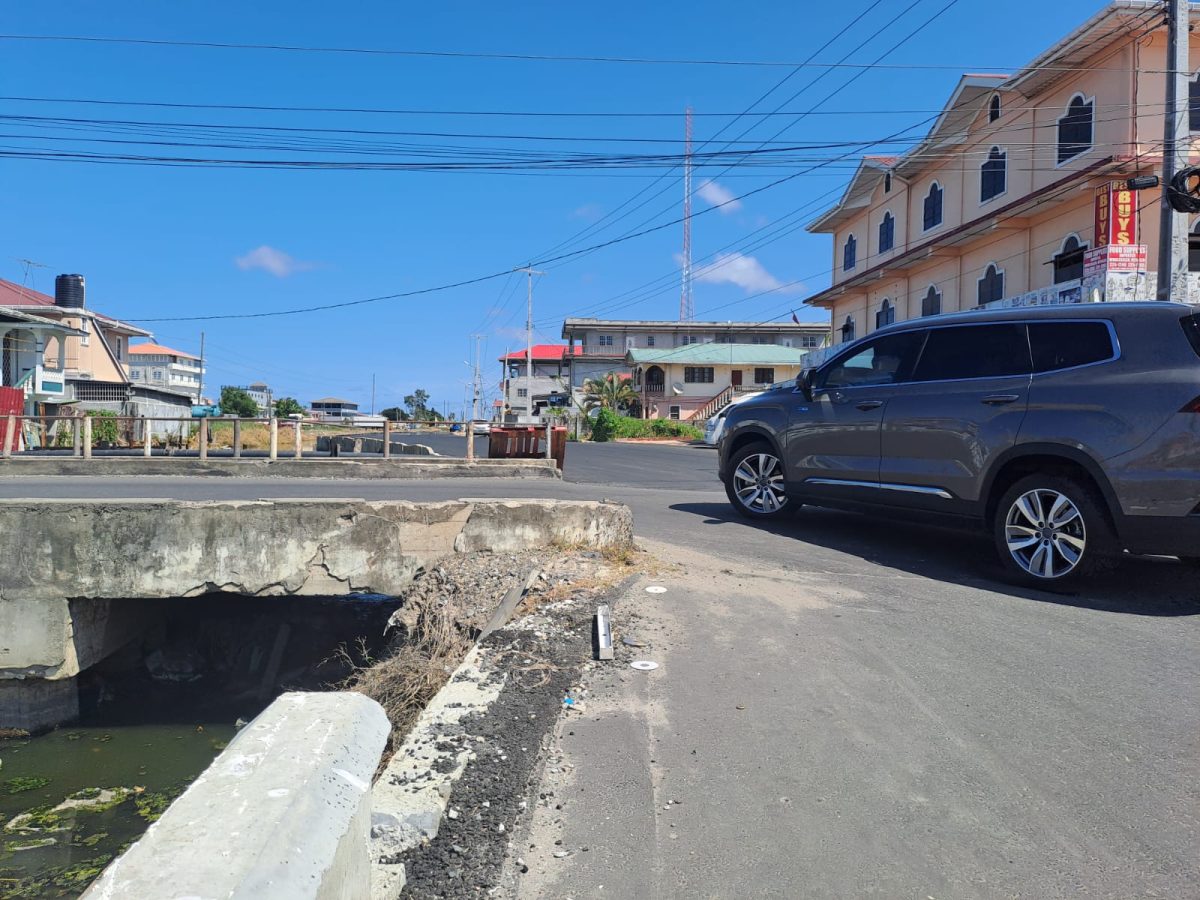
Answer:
679, 106, 694, 322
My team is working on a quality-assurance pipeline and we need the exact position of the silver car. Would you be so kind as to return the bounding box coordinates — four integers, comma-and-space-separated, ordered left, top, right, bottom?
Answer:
718, 303, 1200, 585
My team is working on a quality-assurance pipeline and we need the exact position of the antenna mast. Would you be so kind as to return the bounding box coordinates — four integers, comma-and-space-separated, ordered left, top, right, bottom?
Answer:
679, 106, 694, 322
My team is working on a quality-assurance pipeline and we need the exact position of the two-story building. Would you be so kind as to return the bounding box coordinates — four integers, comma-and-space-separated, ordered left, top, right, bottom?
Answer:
559, 317, 829, 420
128, 343, 205, 401
0, 274, 193, 434
498, 345, 570, 418
804, 1, 1200, 339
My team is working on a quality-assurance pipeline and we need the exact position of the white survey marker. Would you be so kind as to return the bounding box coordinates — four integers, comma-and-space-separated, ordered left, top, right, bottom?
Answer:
630, 660, 659, 671
595, 604, 614, 660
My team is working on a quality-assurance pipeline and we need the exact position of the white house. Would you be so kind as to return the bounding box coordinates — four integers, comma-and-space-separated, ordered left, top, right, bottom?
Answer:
127, 343, 205, 401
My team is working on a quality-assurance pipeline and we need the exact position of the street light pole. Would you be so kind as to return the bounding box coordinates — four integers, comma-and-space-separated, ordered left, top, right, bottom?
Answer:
1157, 0, 1190, 302
515, 266, 544, 420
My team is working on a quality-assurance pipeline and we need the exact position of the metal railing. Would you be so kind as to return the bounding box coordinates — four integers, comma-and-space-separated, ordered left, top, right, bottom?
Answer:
0, 414, 488, 461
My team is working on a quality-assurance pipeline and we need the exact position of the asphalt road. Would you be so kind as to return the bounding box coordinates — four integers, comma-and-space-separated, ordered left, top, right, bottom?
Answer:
2, 450, 1196, 897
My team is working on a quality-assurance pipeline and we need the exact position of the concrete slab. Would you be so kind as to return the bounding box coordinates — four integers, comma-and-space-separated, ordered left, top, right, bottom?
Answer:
81, 691, 389, 900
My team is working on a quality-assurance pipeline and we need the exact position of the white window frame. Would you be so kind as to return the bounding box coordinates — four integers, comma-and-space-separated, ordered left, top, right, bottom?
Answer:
1055, 92, 1095, 169
922, 181, 944, 233
979, 145, 1007, 205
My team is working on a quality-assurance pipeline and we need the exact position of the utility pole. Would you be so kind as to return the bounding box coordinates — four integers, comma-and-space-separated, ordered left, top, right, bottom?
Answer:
470, 334, 484, 422
1157, 0, 1190, 302
515, 267, 544, 420
197, 331, 206, 403
370, 373, 376, 415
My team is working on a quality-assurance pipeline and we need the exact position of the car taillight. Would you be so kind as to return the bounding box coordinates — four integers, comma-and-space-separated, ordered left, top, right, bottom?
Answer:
1182, 395, 1200, 413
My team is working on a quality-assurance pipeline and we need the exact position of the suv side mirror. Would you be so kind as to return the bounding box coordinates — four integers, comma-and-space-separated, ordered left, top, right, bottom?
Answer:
797, 368, 814, 401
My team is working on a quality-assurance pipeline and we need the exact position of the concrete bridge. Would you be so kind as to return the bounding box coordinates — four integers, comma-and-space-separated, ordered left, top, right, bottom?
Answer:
0, 497, 632, 731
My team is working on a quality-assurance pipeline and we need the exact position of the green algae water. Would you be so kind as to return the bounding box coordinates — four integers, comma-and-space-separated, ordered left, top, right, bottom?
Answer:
0, 723, 235, 898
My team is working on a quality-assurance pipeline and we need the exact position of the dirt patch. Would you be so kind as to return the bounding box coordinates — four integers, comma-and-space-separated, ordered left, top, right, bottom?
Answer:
340, 547, 639, 764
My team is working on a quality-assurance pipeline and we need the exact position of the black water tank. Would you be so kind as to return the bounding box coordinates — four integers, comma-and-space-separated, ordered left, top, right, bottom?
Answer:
55, 274, 86, 308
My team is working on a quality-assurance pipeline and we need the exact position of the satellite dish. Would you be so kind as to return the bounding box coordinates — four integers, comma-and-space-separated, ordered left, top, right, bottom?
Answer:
671, 383, 684, 395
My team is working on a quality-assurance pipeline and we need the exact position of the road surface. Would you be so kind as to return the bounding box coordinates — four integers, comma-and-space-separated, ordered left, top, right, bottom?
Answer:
2, 447, 1196, 898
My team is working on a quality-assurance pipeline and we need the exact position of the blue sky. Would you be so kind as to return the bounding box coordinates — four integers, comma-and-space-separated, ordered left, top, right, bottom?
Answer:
0, 1, 1098, 413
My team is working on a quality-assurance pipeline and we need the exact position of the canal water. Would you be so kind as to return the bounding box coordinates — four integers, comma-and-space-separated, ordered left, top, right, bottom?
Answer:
1, 593, 400, 899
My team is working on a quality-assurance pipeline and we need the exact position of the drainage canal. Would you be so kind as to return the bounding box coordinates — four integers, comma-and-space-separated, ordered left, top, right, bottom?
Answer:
0, 592, 402, 900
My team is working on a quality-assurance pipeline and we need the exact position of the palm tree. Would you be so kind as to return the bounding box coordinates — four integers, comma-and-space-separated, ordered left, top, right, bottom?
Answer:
583, 372, 637, 413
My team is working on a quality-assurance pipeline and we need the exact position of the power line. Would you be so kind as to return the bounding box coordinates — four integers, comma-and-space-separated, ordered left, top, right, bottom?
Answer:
0, 31, 1161, 73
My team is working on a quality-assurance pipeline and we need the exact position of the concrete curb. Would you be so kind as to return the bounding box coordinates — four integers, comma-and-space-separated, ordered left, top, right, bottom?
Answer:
82, 691, 390, 900
370, 644, 507, 897
0, 457, 560, 479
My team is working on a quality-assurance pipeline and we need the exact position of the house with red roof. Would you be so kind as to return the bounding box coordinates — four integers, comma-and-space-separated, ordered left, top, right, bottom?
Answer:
128, 343, 205, 401
498, 344, 569, 418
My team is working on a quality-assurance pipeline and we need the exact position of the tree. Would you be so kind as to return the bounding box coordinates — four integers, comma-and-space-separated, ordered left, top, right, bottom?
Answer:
380, 407, 409, 422
219, 386, 259, 418
274, 397, 305, 418
403, 389, 431, 420
583, 373, 636, 413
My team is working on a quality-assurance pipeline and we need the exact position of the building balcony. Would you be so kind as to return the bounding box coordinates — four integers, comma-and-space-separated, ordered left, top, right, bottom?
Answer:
567, 346, 625, 357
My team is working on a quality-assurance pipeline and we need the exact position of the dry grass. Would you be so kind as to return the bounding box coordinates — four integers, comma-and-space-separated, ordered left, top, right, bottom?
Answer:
201, 421, 356, 451
337, 594, 475, 760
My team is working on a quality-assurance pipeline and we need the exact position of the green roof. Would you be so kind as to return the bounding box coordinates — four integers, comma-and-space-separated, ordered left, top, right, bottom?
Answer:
625, 343, 811, 366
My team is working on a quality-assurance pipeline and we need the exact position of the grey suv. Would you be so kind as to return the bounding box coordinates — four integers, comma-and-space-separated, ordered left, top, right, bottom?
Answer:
718, 303, 1200, 585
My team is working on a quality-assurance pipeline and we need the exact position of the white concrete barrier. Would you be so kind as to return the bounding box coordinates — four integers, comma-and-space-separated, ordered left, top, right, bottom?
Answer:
82, 691, 389, 900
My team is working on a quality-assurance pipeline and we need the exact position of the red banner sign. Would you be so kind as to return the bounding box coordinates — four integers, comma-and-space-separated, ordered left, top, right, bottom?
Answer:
1094, 182, 1137, 248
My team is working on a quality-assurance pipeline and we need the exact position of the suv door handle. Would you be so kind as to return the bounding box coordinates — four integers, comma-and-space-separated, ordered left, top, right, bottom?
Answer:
981, 394, 1020, 406
855, 400, 884, 411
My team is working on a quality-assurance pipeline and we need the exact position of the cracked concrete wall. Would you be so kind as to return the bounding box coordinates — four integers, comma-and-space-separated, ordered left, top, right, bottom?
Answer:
0, 498, 631, 728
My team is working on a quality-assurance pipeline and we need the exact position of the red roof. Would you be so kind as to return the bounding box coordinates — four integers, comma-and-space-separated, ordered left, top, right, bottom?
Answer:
499, 344, 567, 362
0, 278, 54, 307
129, 342, 200, 361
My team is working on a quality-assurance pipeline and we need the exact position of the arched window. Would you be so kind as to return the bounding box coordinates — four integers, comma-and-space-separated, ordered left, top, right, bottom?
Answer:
980, 146, 1006, 202
1191, 74, 1200, 132
1053, 234, 1088, 284
878, 211, 895, 253
977, 263, 1005, 305
989, 94, 1001, 122
884, 172, 892, 193
921, 285, 942, 317
923, 182, 943, 231
843, 234, 857, 271
840, 315, 856, 343
1057, 94, 1094, 165
875, 298, 895, 330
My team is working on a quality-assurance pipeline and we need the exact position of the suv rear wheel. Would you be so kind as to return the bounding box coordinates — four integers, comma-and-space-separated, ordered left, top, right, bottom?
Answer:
993, 474, 1114, 586
725, 441, 792, 519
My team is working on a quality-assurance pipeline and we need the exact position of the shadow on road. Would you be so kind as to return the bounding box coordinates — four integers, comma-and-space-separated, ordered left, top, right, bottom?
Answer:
668, 501, 1200, 617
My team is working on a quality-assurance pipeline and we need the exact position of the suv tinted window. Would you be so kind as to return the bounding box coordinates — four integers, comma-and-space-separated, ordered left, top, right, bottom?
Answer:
1182, 314, 1200, 358
819, 331, 926, 390
912, 323, 1031, 382
1029, 322, 1114, 372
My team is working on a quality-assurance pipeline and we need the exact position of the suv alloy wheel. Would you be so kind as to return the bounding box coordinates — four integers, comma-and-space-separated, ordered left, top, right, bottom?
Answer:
725, 441, 791, 519
993, 474, 1114, 585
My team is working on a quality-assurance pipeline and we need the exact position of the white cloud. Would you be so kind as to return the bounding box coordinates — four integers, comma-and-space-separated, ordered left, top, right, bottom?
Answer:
570, 203, 604, 222
696, 180, 742, 213
695, 252, 798, 294
235, 245, 316, 278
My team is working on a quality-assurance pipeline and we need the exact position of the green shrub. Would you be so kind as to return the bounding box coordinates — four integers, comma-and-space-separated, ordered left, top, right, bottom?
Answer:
591, 412, 702, 441
86, 411, 118, 446
590, 408, 619, 442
